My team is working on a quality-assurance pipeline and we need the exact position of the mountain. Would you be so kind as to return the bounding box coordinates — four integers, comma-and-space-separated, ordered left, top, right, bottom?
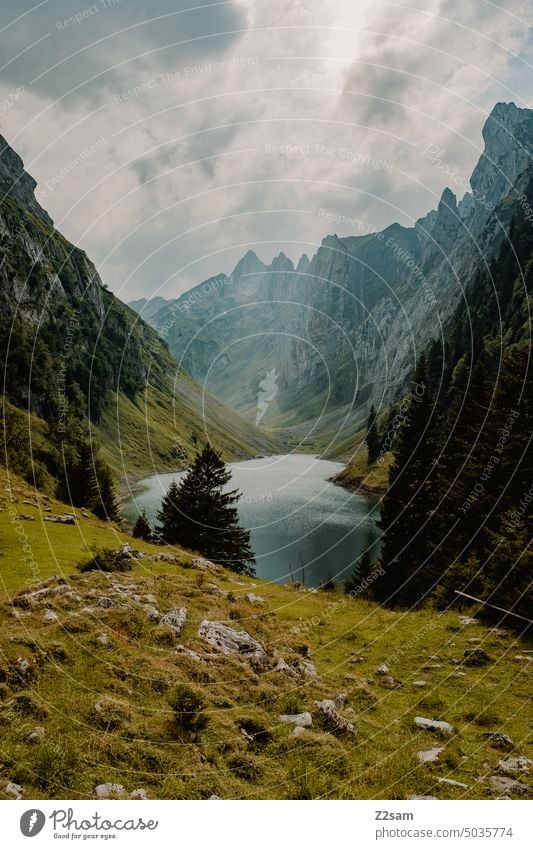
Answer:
127, 296, 173, 323
130, 103, 533, 452
0, 135, 279, 499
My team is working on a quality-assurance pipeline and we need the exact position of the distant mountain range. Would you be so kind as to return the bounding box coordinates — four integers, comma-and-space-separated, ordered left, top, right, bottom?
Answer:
130, 102, 533, 449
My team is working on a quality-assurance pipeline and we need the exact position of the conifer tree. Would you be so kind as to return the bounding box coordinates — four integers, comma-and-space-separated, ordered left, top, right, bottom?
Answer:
156, 446, 255, 575
344, 549, 373, 597
365, 405, 380, 464
376, 357, 440, 607
132, 509, 152, 541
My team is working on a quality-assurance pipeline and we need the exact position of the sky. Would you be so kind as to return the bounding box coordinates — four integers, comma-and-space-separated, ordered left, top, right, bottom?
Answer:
0, 0, 531, 300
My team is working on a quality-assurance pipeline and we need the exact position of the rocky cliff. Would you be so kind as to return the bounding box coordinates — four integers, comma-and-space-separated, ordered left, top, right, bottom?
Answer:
131, 103, 533, 447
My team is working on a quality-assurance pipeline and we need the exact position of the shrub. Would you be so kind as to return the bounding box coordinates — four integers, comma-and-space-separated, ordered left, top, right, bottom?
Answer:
78, 548, 133, 573
168, 684, 208, 732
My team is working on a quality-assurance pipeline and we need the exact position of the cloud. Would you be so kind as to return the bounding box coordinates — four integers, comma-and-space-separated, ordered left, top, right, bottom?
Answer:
0, 0, 531, 299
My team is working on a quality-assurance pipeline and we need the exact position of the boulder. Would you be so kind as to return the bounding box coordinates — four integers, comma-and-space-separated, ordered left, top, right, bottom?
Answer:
417, 747, 444, 764
497, 757, 532, 776
160, 607, 187, 636
490, 775, 530, 796
414, 716, 454, 736
463, 647, 492, 666
43, 609, 59, 624
26, 726, 45, 745
482, 732, 514, 751
314, 699, 357, 737
5, 781, 23, 799
142, 604, 160, 622
44, 514, 76, 524
198, 620, 268, 669
95, 783, 127, 799
246, 592, 265, 604
279, 712, 313, 728
130, 788, 148, 800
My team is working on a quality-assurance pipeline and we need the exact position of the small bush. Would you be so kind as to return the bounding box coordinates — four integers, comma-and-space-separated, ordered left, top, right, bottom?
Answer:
228, 752, 261, 780
78, 548, 133, 573
35, 741, 79, 794
90, 698, 131, 732
168, 684, 208, 732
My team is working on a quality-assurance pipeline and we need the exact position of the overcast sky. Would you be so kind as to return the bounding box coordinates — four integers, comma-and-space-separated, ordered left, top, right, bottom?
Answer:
0, 0, 531, 299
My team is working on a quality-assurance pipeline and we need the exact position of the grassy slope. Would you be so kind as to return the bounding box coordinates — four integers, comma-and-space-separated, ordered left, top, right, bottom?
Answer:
0, 468, 531, 801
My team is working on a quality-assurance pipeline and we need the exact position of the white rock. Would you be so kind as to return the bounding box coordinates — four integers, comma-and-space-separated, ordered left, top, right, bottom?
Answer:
95, 783, 126, 799
26, 726, 45, 744
414, 716, 454, 736
437, 777, 470, 789
408, 794, 437, 800
417, 747, 444, 764
292, 725, 306, 738
314, 699, 357, 737
459, 616, 479, 625
198, 620, 268, 669
43, 609, 59, 624
209, 794, 221, 800
412, 680, 426, 687
160, 607, 187, 635
497, 757, 532, 776
142, 604, 160, 622
96, 634, 111, 647
490, 775, 530, 796
279, 712, 313, 728
376, 663, 389, 675
5, 781, 23, 799
130, 788, 148, 800
246, 592, 265, 604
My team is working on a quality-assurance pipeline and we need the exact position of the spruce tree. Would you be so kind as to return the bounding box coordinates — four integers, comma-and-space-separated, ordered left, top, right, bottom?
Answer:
156, 446, 255, 575
94, 460, 118, 521
376, 357, 440, 607
365, 405, 380, 464
344, 549, 373, 597
132, 509, 152, 541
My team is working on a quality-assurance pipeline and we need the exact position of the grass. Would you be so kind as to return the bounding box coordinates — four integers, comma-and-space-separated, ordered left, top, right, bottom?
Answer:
332, 438, 393, 494
0, 468, 531, 800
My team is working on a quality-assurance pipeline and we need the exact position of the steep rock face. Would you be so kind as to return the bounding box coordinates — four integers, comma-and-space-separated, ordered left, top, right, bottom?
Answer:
130, 103, 533, 437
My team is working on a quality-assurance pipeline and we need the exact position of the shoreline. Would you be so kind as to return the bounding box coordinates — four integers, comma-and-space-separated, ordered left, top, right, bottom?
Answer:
330, 473, 386, 498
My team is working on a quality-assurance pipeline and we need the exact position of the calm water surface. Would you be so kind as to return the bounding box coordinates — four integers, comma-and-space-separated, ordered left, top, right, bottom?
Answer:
123, 454, 380, 587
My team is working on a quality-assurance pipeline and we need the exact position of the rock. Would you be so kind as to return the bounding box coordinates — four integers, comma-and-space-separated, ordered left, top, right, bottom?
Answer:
142, 604, 160, 622
459, 616, 479, 625
408, 795, 437, 800
513, 654, 533, 662
209, 794, 221, 800
198, 620, 268, 669
334, 693, 347, 708
376, 663, 389, 675
490, 775, 530, 796
314, 699, 357, 737
414, 716, 454, 736
44, 514, 76, 524
26, 726, 45, 744
453, 671, 467, 677
482, 732, 514, 751
378, 674, 402, 689
5, 781, 23, 799
95, 783, 127, 799
96, 633, 111, 647
15, 513, 35, 521
193, 557, 221, 573
246, 592, 265, 604
158, 552, 179, 563
292, 725, 307, 738
43, 609, 59, 624
176, 646, 203, 662
142, 594, 158, 605
417, 747, 444, 764
467, 637, 481, 643
279, 712, 313, 728
205, 582, 225, 596
130, 788, 148, 800
412, 680, 426, 688
497, 757, 532, 776
437, 777, 470, 789
423, 663, 442, 669
160, 607, 187, 636
463, 647, 492, 666
15, 657, 31, 675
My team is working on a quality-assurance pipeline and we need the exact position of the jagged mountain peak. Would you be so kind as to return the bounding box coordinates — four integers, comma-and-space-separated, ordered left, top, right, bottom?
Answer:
231, 249, 267, 279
